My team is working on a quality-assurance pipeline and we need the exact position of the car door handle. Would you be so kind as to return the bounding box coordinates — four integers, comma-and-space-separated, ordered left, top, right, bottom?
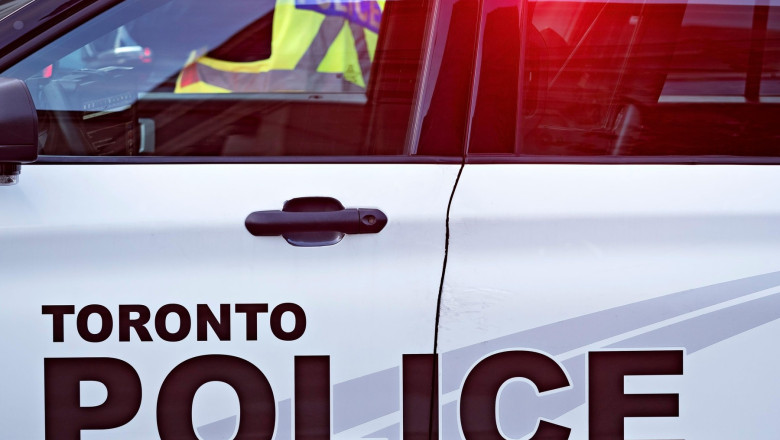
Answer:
245, 209, 389, 236
245, 197, 387, 246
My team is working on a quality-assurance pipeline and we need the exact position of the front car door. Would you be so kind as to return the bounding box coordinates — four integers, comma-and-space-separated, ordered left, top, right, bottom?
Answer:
0, 0, 473, 437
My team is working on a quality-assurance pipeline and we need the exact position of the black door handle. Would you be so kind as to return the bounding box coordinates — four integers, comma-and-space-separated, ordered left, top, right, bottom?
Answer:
245, 209, 387, 236
245, 197, 387, 246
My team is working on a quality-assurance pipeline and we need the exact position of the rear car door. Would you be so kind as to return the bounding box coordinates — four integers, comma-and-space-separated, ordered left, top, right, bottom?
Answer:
0, 0, 472, 437
441, 0, 780, 438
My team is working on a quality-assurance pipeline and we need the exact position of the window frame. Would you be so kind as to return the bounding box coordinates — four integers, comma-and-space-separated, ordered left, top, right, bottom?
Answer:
0, 0, 472, 164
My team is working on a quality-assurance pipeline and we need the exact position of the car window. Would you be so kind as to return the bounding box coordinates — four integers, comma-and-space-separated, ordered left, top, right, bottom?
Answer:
1, 0, 445, 157
0, 0, 32, 20
469, 0, 780, 157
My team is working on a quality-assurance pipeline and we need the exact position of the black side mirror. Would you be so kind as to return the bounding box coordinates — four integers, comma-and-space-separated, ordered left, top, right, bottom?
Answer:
0, 77, 38, 185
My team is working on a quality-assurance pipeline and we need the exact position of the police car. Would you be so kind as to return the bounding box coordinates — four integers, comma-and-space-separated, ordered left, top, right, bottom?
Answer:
1, 0, 779, 438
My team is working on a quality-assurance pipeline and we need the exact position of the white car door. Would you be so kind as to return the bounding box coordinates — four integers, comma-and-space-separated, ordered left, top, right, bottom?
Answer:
440, 0, 780, 439
0, 0, 473, 438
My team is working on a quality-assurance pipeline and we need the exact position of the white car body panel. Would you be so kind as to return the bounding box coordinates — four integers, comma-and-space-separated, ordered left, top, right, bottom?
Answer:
0, 163, 459, 439
442, 164, 780, 439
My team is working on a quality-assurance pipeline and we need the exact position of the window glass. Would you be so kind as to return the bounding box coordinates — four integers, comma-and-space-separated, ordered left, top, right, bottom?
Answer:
470, 0, 780, 157
2, 0, 439, 156
0, 0, 32, 21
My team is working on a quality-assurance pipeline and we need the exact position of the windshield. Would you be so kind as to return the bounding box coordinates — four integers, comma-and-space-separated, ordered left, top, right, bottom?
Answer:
3, 0, 281, 108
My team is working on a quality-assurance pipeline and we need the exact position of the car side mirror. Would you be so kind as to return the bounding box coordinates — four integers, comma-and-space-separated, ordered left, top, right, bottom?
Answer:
0, 77, 38, 185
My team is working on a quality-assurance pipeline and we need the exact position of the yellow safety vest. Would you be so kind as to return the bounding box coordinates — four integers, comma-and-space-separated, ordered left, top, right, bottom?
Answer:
175, 0, 384, 93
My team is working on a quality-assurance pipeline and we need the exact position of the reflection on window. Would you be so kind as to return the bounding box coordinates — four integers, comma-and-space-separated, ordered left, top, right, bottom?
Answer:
471, 0, 780, 157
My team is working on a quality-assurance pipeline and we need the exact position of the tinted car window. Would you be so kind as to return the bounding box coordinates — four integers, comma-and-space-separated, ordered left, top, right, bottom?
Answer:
2, 0, 440, 157
0, 0, 31, 20
469, 0, 780, 157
